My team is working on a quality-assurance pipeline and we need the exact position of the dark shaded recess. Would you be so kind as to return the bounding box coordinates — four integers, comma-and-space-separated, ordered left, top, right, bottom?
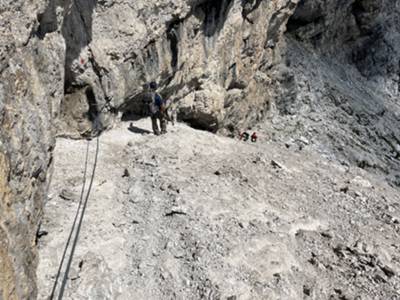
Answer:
36, 0, 58, 39
351, 0, 381, 35
228, 81, 247, 90
267, 0, 298, 44
85, 86, 105, 133
120, 74, 205, 122
85, 87, 98, 122
179, 110, 219, 133
120, 91, 151, 121
286, 0, 324, 33
349, 0, 386, 76
286, 15, 324, 34
227, 63, 247, 90
241, 0, 262, 21
166, 19, 181, 70
62, 0, 97, 90
351, 27, 385, 76
199, 0, 234, 37
352, 0, 367, 22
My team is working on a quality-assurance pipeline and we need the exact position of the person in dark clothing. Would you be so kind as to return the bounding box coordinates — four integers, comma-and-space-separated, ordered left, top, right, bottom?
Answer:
240, 132, 250, 141
148, 82, 167, 135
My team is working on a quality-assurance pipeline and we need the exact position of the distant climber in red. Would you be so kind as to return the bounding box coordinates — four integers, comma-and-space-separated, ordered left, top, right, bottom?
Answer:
251, 132, 257, 143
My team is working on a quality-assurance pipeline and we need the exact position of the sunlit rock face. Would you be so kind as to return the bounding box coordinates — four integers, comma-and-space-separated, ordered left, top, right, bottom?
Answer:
51, 0, 298, 135
280, 0, 400, 186
0, 1, 64, 298
1, 0, 400, 298
0, 0, 299, 297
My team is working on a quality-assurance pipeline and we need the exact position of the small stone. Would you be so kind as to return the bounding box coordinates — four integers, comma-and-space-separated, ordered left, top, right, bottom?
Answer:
144, 161, 157, 167
373, 272, 387, 283
165, 207, 187, 217
352, 176, 372, 188
320, 231, 333, 239
68, 267, 80, 281
168, 183, 180, 193
303, 285, 312, 296
122, 168, 130, 177
298, 136, 310, 145
59, 189, 76, 201
36, 230, 48, 240
271, 160, 283, 169
380, 265, 396, 278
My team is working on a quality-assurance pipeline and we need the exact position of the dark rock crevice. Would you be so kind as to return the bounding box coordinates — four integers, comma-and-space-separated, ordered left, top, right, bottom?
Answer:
62, 0, 97, 90
36, 0, 59, 39
57, 0, 110, 137
178, 110, 219, 133
198, 0, 234, 37
241, 0, 262, 21
167, 19, 181, 70
267, 0, 298, 45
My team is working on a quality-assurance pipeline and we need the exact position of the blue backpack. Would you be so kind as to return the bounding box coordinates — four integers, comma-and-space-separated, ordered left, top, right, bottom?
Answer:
154, 93, 164, 107
149, 93, 166, 115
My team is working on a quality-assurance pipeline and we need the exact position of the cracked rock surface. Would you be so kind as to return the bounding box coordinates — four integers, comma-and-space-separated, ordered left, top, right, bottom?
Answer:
37, 119, 400, 299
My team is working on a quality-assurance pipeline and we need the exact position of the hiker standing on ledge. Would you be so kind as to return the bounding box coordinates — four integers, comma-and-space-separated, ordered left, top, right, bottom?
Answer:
148, 82, 167, 135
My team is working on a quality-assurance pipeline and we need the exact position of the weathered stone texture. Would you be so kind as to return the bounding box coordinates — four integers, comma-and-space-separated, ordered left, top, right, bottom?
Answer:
1, 1, 300, 297
0, 1, 65, 298
55, 0, 299, 134
276, 0, 400, 186
1, 0, 400, 298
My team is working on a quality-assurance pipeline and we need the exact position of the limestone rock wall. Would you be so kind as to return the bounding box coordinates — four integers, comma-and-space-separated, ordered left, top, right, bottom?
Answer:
54, 0, 299, 135
269, 0, 400, 186
0, 1, 65, 298
1, 0, 300, 297
1, 0, 400, 298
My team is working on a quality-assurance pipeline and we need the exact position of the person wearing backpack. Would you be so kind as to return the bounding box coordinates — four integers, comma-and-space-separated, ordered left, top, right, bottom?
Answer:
148, 82, 167, 135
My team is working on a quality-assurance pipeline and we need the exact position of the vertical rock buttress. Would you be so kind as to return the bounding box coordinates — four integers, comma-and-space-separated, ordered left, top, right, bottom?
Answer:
0, 0, 302, 298
0, 1, 65, 298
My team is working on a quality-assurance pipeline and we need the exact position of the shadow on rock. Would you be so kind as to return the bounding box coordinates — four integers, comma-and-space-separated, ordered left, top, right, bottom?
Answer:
128, 123, 151, 135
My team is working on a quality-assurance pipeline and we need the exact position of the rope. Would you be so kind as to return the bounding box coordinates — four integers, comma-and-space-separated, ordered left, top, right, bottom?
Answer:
49, 93, 104, 299
57, 136, 100, 300
48, 136, 100, 300
49, 141, 90, 300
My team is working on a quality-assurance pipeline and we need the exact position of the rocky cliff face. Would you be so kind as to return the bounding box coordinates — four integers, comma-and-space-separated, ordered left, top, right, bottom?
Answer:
1, 1, 299, 297
269, 0, 400, 187
52, 0, 298, 136
1, 0, 400, 298
0, 1, 64, 299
